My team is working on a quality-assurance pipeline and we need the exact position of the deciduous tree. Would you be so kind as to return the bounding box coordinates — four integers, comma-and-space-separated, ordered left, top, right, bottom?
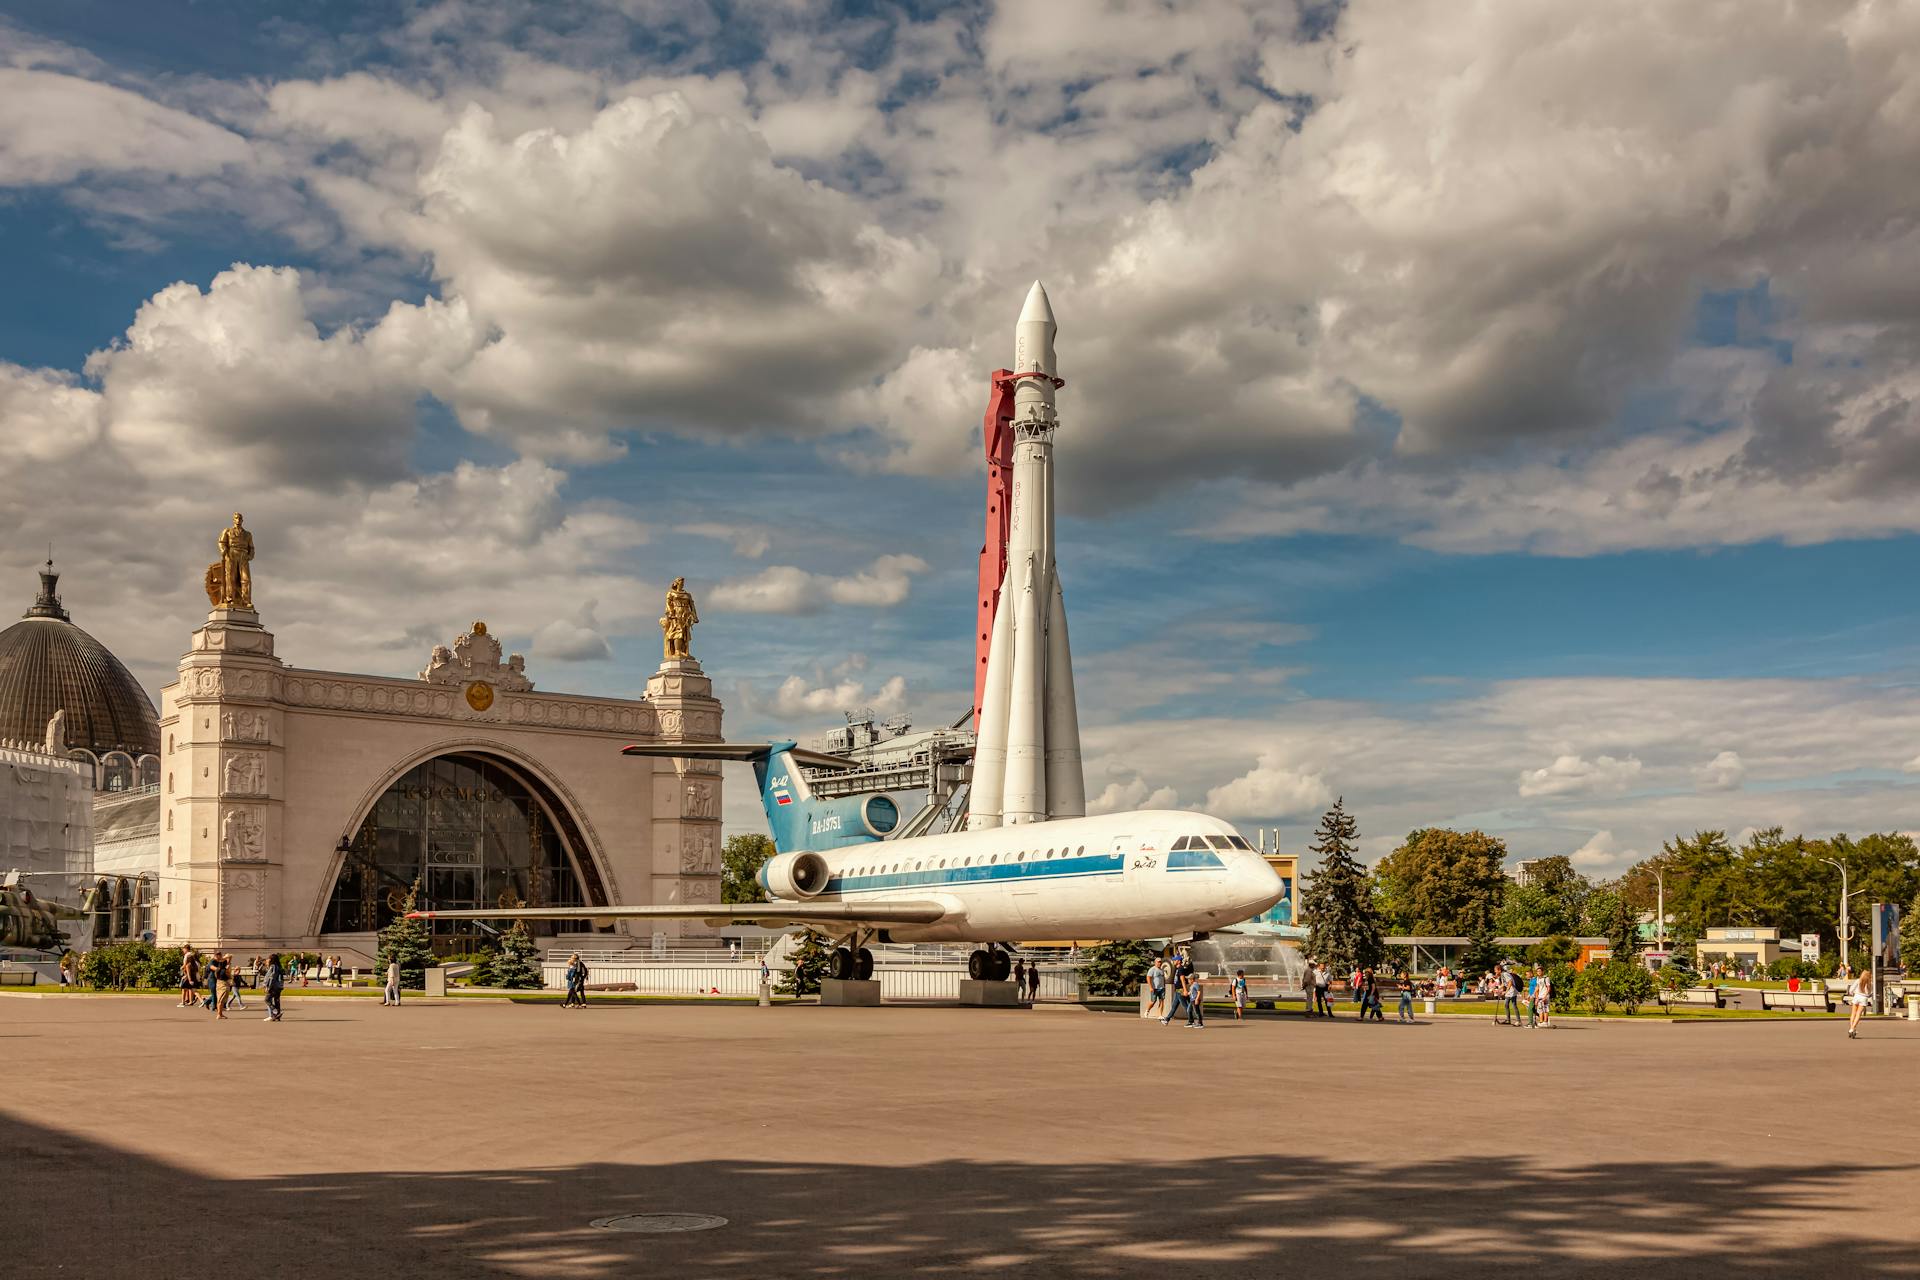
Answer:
723, 833, 774, 904
1372, 827, 1507, 936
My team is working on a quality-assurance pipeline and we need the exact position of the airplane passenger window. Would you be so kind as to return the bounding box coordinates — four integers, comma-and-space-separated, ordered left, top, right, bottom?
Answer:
938, 859, 947, 868
1077, 845, 1085, 855
1045, 848, 1054, 858
990, 854, 998, 863
1016, 851, 1025, 861
915, 861, 924, 870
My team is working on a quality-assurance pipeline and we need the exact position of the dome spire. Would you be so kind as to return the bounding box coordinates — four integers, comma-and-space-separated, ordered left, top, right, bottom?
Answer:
25, 556, 69, 622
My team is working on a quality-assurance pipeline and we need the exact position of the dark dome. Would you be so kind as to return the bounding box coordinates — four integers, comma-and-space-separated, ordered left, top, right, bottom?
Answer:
0, 564, 158, 758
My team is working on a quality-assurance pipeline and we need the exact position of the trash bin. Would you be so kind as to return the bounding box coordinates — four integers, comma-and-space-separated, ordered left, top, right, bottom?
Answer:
1907, 994, 1918, 1022
1423, 997, 1436, 1015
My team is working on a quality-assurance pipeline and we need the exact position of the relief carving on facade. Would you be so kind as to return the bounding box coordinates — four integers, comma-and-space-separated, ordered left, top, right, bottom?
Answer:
683, 781, 718, 820
222, 752, 267, 796
684, 878, 716, 902
679, 827, 718, 873
222, 709, 270, 743
656, 709, 685, 736
219, 807, 265, 862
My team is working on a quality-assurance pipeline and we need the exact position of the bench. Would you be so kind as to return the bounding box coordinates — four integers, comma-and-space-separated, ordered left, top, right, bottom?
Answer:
1761, 989, 1833, 1012
1658, 986, 1723, 1008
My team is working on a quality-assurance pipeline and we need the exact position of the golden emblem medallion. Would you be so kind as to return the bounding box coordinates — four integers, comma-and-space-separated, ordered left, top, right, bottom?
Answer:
465, 681, 495, 711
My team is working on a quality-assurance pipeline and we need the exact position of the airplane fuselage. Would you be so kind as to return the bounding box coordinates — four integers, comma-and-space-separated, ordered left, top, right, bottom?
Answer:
771, 809, 1284, 944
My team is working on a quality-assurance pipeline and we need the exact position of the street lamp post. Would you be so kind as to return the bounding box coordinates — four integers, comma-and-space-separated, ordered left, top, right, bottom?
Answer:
1652, 868, 1667, 954
1819, 857, 1851, 974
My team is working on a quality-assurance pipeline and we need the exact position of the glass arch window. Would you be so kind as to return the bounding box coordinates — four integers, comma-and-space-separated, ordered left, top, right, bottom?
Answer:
322, 753, 607, 948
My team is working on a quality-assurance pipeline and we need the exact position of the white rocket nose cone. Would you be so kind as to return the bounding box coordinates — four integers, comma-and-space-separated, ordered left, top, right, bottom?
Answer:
1019, 280, 1055, 327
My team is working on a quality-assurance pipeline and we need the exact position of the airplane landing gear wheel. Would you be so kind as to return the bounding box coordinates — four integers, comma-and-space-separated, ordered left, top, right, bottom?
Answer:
856, 948, 875, 981
990, 950, 1012, 983
968, 949, 990, 981
828, 947, 855, 981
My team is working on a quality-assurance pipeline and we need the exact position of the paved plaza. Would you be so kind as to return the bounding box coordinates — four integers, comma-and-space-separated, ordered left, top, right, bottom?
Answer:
6, 997, 1919, 1278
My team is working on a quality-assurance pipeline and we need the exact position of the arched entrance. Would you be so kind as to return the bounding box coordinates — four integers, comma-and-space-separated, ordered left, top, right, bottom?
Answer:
321, 752, 610, 951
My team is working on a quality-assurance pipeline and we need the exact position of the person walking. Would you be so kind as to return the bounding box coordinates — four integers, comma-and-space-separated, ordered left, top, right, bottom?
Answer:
383, 957, 401, 1007
1534, 965, 1553, 1029
1146, 958, 1168, 1016
264, 953, 284, 1022
179, 946, 200, 1007
1185, 971, 1207, 1028
1161, 963, 1192, 1026
226, 955, 248, 1012
1026, 959, 1041, 1005
1230, 969, 1248, 1021
208, 952, 230, 1020
1396, 972, 1415, 1023
1314, 962, 1334, 1017
1847, 969, 1873, 1038
564, 953, 589, 1008
1365, 968, 1386, 1021
1011, 958, 1027, 1003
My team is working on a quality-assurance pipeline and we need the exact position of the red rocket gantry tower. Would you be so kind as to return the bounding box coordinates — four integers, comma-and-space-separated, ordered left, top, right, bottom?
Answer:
969, 282, 1085, 828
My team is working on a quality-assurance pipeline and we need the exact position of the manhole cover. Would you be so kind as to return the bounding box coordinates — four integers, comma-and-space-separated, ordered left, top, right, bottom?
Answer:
591, 1213, 728, 1234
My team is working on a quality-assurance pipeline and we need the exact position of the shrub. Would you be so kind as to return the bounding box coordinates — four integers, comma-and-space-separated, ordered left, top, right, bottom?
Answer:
141, 945, 184, 991
1603, 960, 1656, 1014
79, 942, 148, 990
1571, 966, 1610, 1015
1077, 940, 1155, 996
1540, 962, 1575, 1011
1656, 964, 1691, 992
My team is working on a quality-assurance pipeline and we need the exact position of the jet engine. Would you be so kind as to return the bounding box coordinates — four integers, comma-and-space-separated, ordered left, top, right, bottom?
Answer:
758, 850, 833, 899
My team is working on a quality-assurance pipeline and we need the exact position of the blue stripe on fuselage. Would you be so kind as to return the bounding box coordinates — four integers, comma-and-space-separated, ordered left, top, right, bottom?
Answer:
827, 850, 1123, 895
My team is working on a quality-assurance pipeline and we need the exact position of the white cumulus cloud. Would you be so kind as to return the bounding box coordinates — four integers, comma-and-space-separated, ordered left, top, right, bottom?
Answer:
1518, 754, 1644, 799
709, 555, 928, 614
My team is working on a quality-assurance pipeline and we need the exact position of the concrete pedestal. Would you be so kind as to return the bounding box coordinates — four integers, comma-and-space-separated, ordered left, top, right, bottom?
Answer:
820, 978, 882, 1006
959, 979, 1023, 1007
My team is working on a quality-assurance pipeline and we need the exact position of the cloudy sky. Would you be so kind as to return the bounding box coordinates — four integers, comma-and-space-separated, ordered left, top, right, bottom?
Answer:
4, 0, 1919, 871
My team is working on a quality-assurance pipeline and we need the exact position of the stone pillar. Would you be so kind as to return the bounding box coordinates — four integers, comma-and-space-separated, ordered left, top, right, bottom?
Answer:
161, 606, 286, 952
645, 657, 724, 944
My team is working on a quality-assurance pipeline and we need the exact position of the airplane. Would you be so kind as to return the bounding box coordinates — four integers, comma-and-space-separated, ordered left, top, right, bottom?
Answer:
410, 741, 1286, 983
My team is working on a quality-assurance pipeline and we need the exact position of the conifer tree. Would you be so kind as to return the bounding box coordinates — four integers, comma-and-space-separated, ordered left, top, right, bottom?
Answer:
1302, 798, 1385, 973
490, 921, 543, 989
374, 880, 439, 990
777, 932, 830, 996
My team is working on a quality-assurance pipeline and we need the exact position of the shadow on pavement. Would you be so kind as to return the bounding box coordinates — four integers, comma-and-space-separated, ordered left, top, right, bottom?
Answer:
7, 1110, 1916, 1278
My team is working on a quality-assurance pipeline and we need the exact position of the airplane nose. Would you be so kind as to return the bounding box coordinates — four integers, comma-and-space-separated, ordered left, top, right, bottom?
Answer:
1236, 856, 1285, 914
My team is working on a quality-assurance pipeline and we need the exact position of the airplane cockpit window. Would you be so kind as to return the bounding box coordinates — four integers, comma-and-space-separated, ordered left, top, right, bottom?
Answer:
1226, 836, 1255, 850
1206, 835, 1234, 850
1172, 836, 1191, 850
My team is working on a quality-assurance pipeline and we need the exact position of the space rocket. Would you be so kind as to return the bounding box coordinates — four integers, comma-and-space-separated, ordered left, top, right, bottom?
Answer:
969, 282, 1086, 829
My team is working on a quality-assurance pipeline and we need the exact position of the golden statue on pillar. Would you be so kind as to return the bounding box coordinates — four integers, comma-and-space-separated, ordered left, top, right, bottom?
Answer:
660, 576, 698, 661
203, 512, 255, 610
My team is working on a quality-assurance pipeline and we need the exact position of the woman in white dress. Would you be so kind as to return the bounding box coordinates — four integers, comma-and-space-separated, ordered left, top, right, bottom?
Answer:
1846, 970, 1873, 1039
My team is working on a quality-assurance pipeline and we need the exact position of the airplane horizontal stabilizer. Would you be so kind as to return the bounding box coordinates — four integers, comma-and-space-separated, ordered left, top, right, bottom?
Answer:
619, 742, 856, 770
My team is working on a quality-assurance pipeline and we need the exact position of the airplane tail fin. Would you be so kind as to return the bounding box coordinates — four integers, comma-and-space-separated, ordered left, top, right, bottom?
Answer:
620, 740, 900, 852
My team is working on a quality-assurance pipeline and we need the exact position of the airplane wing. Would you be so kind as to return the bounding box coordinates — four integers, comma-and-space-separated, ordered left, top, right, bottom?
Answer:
408, 900, 947, 928
618, 742, 857, 770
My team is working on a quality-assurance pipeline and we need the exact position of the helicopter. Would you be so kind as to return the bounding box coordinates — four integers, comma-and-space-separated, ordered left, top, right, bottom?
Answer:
0, 871, 95, 953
